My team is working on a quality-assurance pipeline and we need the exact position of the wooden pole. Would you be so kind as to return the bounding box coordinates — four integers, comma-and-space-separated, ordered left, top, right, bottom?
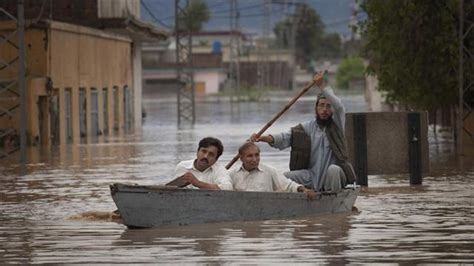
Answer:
225, 80, 317, 169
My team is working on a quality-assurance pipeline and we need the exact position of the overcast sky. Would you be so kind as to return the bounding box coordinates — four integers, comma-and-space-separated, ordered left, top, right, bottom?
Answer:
140, 0, 362, 37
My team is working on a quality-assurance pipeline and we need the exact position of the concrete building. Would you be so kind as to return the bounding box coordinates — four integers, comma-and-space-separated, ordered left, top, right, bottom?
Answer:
0, 0, 167, 147
143, 51, 227, 96
142, 31, 296, 95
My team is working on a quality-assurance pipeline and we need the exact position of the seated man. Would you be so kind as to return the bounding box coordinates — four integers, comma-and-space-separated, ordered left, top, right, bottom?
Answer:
229, 142, 315, 199
173, 137, 233, 190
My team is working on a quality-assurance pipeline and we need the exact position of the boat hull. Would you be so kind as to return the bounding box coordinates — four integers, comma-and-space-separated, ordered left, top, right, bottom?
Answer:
110, 183, 359, 228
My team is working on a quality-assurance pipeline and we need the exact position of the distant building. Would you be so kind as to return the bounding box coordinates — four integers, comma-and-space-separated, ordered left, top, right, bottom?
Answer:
143, 51, 226, 95
142, 31, 296, 95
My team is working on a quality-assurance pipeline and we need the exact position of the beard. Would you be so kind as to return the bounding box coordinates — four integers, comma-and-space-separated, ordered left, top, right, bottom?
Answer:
316, 114, 332, 127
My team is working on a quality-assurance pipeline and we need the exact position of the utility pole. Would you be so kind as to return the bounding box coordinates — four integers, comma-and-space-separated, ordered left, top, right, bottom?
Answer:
349, 0, 361, 41
263, 0, 271, 87
0, 1, 26, 162
228, 0, 240, 101
257, 0, 271, 90
290, 2, 299, 90
456, 0, 474, 156
18, 0, 26, 164
175, 0, 195, 126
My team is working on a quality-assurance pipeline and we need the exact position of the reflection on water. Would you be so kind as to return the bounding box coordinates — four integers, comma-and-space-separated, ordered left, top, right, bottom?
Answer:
1, 92, 473, 263
114, 214, 354, 264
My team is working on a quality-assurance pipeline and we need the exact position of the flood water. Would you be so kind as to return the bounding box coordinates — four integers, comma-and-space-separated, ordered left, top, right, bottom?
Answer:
1, 91, 473, 264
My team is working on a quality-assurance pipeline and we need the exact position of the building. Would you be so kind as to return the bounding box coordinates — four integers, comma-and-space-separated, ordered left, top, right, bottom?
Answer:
143, 50, 227, 96
0, 0, 167, 147
142, 31, 296, 96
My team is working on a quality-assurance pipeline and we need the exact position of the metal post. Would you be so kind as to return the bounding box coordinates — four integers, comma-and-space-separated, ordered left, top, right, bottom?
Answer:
257, 1, 270, 90
190, 31, 195, 124
18, 0, 27, 164
290, 5, 298, 90
457, 0, 464, 155
353, 113, 368, 186
408, 112, 422, 185
229, 0, 240, 101
175, 0, 195, 126
175, 0, 181, 125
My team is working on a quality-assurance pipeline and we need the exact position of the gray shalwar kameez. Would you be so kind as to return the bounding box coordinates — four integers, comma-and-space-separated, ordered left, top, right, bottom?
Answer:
270, 86, 347, 191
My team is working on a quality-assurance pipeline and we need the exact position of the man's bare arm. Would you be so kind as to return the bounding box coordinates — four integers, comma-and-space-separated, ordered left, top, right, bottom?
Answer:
181, 172, 220, 190
250, 133, 274, 144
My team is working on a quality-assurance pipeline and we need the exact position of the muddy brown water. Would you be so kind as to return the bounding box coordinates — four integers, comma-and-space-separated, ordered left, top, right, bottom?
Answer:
1, 93, 473, 263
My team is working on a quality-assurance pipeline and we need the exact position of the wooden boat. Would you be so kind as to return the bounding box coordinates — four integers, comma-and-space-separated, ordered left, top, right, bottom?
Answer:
110, 183, 360, 228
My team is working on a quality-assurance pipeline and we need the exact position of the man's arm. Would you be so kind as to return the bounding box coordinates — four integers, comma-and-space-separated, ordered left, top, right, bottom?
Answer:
297, 185, 316, 200
314, 72, 345, 131
251, 134, 274, 144
251, 131, 292, 150
167, 161, 192, 187
213, 164, 233, 190
174, 162, 187, 178
181, 172, 220, 190
322, 86, 345, 131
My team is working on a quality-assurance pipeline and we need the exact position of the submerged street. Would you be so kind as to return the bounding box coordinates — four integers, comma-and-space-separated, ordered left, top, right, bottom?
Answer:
1, 92, 473, 264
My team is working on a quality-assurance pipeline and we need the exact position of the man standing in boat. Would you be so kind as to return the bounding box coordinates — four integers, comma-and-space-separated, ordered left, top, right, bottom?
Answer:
229, 142, 315, 199
251, 73, 356, 192
173, 137, 233, 190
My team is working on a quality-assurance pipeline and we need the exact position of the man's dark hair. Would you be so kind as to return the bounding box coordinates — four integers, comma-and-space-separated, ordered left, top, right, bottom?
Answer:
198, 137, 224, 159
315, 93, 327, 108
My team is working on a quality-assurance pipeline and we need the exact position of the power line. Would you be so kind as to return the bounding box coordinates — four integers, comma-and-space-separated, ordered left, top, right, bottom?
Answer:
207, 0, 227, 9
141, 0, 172, 29
210, 3, 263, 15
140, 0, 362, 33
212, 5, 286, 19
143, 2, 278, 25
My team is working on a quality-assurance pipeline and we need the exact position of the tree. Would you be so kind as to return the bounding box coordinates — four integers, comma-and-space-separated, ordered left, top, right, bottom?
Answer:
360, 0, 472, 110
274, 4, 342, 67
336, 56, 365, 89
316, 32, 342, 59
176, 0, 210, 32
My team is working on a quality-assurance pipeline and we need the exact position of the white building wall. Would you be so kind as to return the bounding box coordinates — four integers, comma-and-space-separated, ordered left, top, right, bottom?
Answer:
194, 71, 225, 94
142, 69, 226, 95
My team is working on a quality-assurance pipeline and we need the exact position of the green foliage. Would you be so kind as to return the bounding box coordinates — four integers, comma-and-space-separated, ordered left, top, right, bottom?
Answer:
360, 0, 470, 110
218, 85, 270, 102
176, 0, 210, 32
316, 32, 342, 59
241, 85, 268, 101
336, 57, 365, 89
273, 4, 341, 67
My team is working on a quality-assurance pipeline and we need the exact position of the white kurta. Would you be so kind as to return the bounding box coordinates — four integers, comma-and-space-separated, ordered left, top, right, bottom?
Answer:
174, 160, 233, 190
229, 163, 301, 192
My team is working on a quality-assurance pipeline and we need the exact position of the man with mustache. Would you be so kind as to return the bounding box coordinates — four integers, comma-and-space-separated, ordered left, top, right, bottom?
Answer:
173, 137, 233, 190
251, 72, 356, 192
230, 142, 315, 200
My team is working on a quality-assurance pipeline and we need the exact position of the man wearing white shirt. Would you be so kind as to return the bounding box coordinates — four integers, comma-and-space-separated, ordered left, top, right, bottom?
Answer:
229, 142, 315, 199
174, 137, 233, 190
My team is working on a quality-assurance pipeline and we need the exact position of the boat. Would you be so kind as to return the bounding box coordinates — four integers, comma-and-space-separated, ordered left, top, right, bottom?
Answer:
110, 183, 360, 228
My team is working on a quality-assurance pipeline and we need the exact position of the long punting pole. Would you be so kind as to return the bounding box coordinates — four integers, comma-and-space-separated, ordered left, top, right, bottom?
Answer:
225, 79, 319, 169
